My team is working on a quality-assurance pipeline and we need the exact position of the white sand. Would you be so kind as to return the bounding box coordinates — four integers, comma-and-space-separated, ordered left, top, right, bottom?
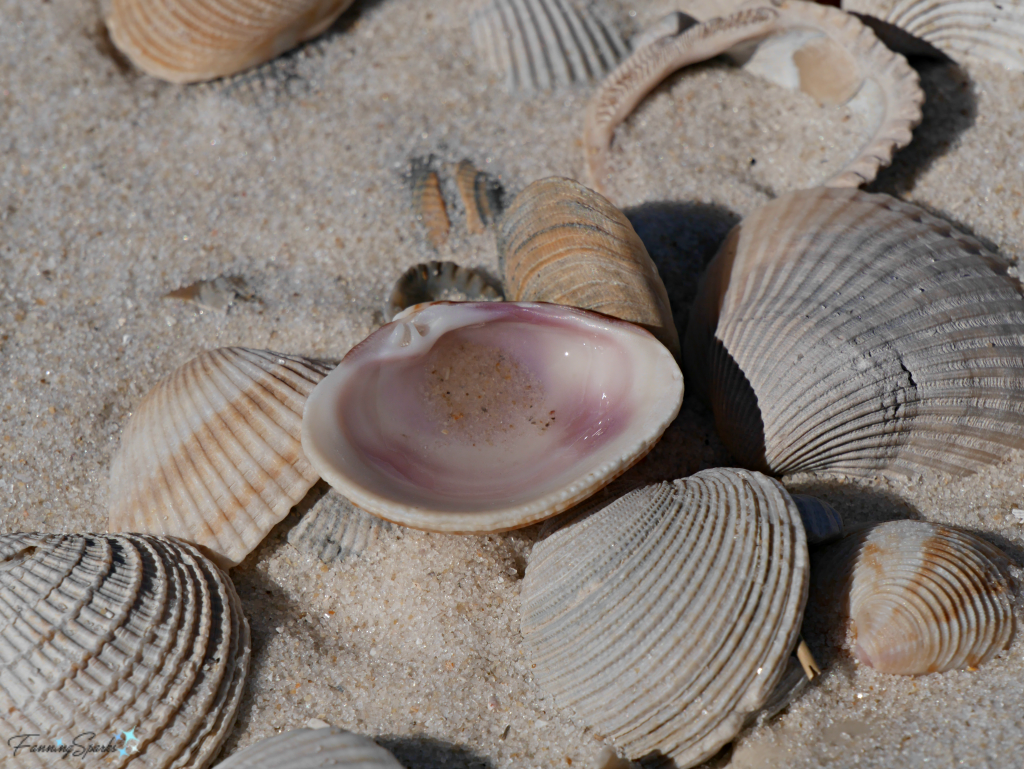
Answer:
1, 0, 1023, 767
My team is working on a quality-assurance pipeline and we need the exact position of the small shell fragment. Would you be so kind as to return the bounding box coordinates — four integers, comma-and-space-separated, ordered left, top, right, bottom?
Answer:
454, 159, 505, 234
214, 726, 403, 768
411, 159, 451, 249
385, 261, 503, 322
792, 494, 844, 545
287, 488, 394, 564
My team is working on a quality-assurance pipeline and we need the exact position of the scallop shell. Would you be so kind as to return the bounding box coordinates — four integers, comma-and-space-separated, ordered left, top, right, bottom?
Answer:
108, 347, 333, 568
792, 494, 844, 545
810, 520, 1014, 675
497, 177, 680, 358
842, 0, 1024, 70
0, 533, 250, 769
520, 468, 808, 767
584, 0, 923, 195
107, 0, 356, 83
684, 186, 1024, 478
214, 726, 403, 768
385, 261, 503, 322
454, 159, 505, 235
411, 159, 451, 250
287, 488, 394, 565
469, 0, 629, 92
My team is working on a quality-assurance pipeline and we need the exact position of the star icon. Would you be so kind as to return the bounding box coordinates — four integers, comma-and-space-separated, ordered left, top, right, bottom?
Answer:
122, 728, 137, 744
54, 739, 62, 747
119, 748, 128, 757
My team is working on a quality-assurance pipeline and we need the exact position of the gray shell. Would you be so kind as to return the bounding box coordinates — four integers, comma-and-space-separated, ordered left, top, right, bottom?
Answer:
288, 490, 394, 565
520, 468, 808, 767
384, 261, 503, 322
792, 494, 844, 545
0, 533, 250, 769
214, 726, 403, 768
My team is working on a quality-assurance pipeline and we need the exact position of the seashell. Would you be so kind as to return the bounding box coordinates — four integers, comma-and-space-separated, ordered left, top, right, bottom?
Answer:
810, 520, 1014, 675
385, 261, 504, 322
107, 0, 356, 83
214, 726, 403, 768
497, 177, 680, 358
411, 159, 451, 250
792, 494, 844, 544
301, 301, 684, 533
287, 488, 394, 564
454, 159, 505, 235
684, 186, 1024, 479
842, 0, 1024, 70
520, 468, 808, 767
469, 0, 629, 92
584, 0, 923, 195
108, 347, 333, 568
0, 532, 250, 769
164, 275, 257, 314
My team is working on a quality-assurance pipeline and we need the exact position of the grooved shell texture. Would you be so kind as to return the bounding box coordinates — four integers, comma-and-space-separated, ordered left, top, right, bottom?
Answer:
0, 533, 251, 769
214, 726, 404, 768
108, 347, 333, 568
811, 520, 1014, 675
521, 468, 809, 767
287, 489, 394, 565
684, 186, 1024, 478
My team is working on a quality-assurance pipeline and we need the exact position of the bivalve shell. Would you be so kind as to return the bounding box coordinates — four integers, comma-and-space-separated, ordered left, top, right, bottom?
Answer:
214, 726, 403, 768
385, 261, 503, 322
287, 489, 394, 565
792, 494, 844, 545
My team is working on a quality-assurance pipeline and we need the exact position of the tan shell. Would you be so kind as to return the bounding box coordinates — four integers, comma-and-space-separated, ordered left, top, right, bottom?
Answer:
521, 468, 808, 767
454, 159, 504, 235
108, 347, 332, 568
497, 177, 680, 357
411, 159, 451, 249
107, 0, 356, 83
810, 520, 1014, 675
0, 533, 250, 769
684, 186, 1024, 478
214, 726, 403, 768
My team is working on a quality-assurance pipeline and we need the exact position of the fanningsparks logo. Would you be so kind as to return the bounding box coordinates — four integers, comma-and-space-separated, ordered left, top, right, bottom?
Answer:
7, 728, 142, 760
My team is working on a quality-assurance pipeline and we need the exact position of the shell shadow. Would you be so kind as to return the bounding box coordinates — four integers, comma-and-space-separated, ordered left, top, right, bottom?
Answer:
375, 734, 496, 769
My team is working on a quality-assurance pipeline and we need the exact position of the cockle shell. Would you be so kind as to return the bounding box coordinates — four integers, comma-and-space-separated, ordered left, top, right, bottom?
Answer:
0, 533, 250, 769
411, 159, 451, 250
301, 301, 684, 533
385, 261, 503, 322
792, 494, 844, 544
214, 726, 403, 768
108, 347, 333, 568
497, 177, 680, 358
810, 520, 1014, 675
107, 0, 356, 83
520, 468, 808, 768
287, 488, 394, 565
454, 159, 505, 235
684, 186, 1024, 479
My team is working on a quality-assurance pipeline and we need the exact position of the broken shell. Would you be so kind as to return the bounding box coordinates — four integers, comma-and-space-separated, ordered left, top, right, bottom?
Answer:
811, 520, 1014, 675
108, 347, 333, 568
0, 533, 250, 769
454, 159, 505, 235
684, 186, 1024, 478
214, 726, 403, 768
520, 468, 808, 767
287, 488, 394, 565
411, 159, 451, 249
385, 261, 503, 322
792, 494, 844, 544
107, 0, 356, 83
584, 0, 923, 195
497, 177, 680, 358
301, 301, 683, 532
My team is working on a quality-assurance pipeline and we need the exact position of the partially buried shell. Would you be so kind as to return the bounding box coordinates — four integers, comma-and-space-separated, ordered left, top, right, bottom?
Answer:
520, 468, 808, 768
108, 347, 333, 568
454, 159, 504, 235
497, 177, 680, 358
0, 533, 250, 769
410, 159, 451, 250
214, 726, 403, 768
107, 0, 356, 83
684, 186, 1024, 479
810, 520, 1014, 675
287, 488, 394, 565
385, 261, 503, 322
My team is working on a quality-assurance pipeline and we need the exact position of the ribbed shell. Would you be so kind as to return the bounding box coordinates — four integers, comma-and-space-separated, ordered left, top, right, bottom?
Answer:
107, 0, 356, 83
843, 0, 1024, 70
520, 468, 808, 767
454, 159, 504, 235
385, 261, 503, 322
0, 533, 250, 769
469, 0, 628, 92
108, 347, 333, 569
792, 494, 844, 544
410, 160, 451, 249
214, 726, 403, 768
497, 177, 680, 357
287, 490, 393, 565
684, 186, 1024, 478
811, 520, 1014, 675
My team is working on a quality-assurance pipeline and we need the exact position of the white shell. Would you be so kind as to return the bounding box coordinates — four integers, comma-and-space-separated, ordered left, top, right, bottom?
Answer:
214, 726, 403, 768
108, 347, 333, 568
302, 301, 684, 533
0, 533, 250, 769
287, 489, 394, 564
520, 468, 808, 767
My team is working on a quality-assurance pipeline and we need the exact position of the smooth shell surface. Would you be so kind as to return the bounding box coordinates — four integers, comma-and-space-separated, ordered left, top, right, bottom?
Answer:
302, 301, 684, 533
0, 533, 250, 769
214, 726, 403, 768
287, 488, 394, 565
792, 494, 844, 544
811, 520, 1014, 675
108, 347, 332, 568
521, 468, 808, 767
684, 186, 1024, 479
107, 0, 356, 83
497, 177, 680, 357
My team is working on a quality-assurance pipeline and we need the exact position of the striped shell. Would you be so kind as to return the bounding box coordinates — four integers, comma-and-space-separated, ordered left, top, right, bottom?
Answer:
497, 177, 680, 357
810, 520, 1014, 675
108, 347, 332, 568
107, 0, 356, 83
287, 489, 394, 564
792, 494, 844, 545
684, 186, 1024, 479
521, 468, 808, 767
469, 0, 629, 92
411, 159, 451, 250
0, 533, 250, 769
215, 726, 403, 768
385, 261, 503, 322
454, 159, 504, 235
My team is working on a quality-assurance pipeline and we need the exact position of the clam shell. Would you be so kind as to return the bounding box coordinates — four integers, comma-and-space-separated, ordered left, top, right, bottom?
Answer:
214, 726, 403, 768
810, 520, 1014, 675
411, 159, 451, 250
454, 159, 505, 235
385, 261, 503, 322
497, 177, 680, 358
301, 301, 684, 533
287, 488, 394, 564
0, 533, 250, 769
792, 494, 844, 545
684, 186, 1024, 478
108, 347, 333, 568
107, 0, 356, 83
520, 468, 808, 767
